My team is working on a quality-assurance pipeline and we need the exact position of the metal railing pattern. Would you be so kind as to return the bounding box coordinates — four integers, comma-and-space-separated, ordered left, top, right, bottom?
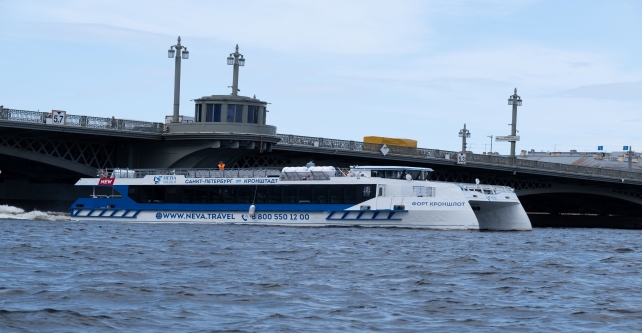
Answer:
3, 108, 642, 181
276, 133, 642, 181
0, 108, 164, 133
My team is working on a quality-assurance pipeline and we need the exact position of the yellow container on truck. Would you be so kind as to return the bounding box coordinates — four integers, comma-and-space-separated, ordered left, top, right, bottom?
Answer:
363, 136, 417, 148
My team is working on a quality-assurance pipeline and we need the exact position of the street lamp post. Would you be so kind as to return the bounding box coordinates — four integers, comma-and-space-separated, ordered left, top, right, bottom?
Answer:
507, 88, 522, 162
488, 135, 493, 155
168, 36, 189, 123
628, 146, 633, 171
227, 44, 245, 96
459, 123, 471, 152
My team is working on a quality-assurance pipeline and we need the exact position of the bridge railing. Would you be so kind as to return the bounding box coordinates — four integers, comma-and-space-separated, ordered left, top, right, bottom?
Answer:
4, 109, 642, 180
276, 133, 642, 180
0, 108, 164, 133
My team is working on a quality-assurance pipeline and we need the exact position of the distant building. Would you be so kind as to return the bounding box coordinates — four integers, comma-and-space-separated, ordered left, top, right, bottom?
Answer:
516, 149, 640, 170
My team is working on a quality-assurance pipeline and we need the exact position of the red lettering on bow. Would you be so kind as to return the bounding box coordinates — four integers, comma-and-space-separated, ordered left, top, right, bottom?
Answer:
98, 178, 115, 186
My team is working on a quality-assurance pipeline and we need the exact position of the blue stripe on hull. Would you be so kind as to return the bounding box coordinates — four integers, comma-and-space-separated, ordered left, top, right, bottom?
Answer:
326, 210, 407, 221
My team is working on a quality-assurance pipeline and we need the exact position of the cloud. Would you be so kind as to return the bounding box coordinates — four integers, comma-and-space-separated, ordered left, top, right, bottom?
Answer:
6, 0, 432, 55
552, 81, 642, 100
425, 0, 542, 17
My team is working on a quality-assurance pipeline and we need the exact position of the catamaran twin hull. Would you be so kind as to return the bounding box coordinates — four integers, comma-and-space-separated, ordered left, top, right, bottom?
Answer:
70, 166, 532, 231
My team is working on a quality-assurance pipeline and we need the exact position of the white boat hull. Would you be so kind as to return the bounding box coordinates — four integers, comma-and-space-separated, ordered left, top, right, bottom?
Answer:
467, 197, 532, 231
71, 209, 480, 230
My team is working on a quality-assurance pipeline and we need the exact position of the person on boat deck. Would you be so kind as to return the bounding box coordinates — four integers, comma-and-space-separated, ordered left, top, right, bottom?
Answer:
306, 160, 315, 168
218, 161, 225, 170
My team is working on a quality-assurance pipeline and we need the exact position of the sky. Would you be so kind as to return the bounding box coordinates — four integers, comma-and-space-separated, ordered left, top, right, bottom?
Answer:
1, 0, 641, 155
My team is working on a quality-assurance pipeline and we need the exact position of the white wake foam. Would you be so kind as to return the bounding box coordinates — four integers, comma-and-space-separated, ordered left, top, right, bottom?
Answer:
0, 204, 70, 221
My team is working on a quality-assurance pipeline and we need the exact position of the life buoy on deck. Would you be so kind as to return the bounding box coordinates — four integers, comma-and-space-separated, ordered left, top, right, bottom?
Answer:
344, 171, 350, 177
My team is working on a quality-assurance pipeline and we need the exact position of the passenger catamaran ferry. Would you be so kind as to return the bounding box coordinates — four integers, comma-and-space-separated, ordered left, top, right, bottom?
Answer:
70, 165, 531, 230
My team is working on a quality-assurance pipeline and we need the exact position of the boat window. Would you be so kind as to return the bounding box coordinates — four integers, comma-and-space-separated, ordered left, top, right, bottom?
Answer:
343, 185, 357, 204
267, 186, 281, 204
127, 184, 380, 205
297, 185, 312, 203
282, 186, 297, 204
153, 186, 166, 203
407, 170, 420, 180
254, 186, 267, 204
210, 187, 222, 203
329, 185, 343, 204
237, 186, 253, 204
165, 186, 180, 203
140, 186, 152, 203
356, 185, 373, 202
181, 187, 195, 203
363, 185, 372, 197
413, 186, 426, 197
128, 186, 139, 202
370, 170, 384, 178
426, 187, 436, 197
222, 187, 237, 204
312, 185, 329, 204
194, 187, 208, 203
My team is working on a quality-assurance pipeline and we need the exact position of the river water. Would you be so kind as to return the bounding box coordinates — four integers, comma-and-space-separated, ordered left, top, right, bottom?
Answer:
1, 206, 642, 332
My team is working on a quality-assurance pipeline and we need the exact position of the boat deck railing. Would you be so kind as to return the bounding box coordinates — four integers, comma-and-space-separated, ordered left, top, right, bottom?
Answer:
100, 168, 283, 179
458, 183, 514, 194
99, 167, 446, 181
99, 167, 359, 180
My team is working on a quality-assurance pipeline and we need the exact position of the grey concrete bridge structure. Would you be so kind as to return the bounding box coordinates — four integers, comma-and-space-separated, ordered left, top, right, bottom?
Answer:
2, 107, 642, 228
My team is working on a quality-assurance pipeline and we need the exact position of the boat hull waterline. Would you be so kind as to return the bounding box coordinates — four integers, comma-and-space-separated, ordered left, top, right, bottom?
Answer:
70, 209, 481, 229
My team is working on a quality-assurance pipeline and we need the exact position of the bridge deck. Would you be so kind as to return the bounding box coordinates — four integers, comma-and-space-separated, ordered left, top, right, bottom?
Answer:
3, 107, 642, 184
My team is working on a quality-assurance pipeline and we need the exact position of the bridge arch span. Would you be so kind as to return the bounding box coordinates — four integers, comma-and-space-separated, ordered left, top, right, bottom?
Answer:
0, 146, 96, 176
518, 185, 642, 206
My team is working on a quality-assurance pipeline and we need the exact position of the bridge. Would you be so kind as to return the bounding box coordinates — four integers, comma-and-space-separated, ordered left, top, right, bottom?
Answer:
2, 107, 642, 229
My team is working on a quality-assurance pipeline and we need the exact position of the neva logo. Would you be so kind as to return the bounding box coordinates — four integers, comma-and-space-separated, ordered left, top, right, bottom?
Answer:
98, 178, 115, 186
154, 175, 177, 184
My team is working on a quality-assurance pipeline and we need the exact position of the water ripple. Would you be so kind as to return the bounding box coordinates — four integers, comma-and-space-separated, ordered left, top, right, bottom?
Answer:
2, 220, 642, 332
